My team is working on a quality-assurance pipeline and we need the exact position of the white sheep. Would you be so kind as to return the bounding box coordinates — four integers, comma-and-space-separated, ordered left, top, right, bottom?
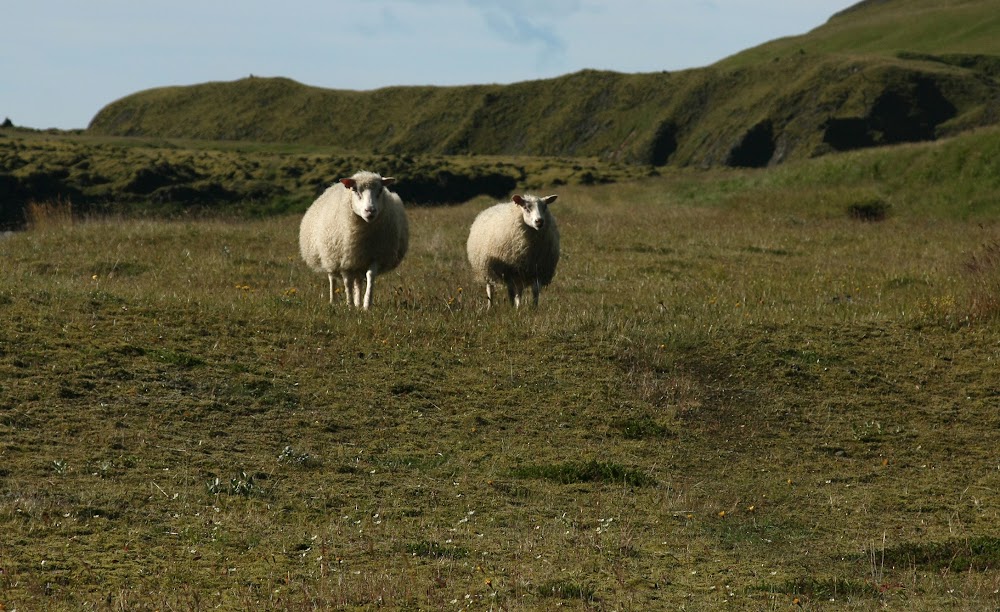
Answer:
299, 171, 409, 309
466, 193, 560, 308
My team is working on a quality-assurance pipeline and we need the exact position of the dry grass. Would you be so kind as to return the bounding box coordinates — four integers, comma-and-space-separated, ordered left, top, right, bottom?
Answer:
963, 239, 1000, 321
2, 174, 1000, 610
24, 196, 74, 231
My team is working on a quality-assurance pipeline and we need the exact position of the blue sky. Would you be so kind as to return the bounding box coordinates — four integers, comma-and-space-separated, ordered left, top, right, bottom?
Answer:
3, 1, 854, 130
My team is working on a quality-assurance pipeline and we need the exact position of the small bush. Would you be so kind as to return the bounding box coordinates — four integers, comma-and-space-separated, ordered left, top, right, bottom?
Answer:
277, 445, 320, 468
207, 471, 260, 497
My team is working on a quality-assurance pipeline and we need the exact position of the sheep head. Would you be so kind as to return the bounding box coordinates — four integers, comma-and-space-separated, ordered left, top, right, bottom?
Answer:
513, 194, 557, 230
340, 172, 395, 223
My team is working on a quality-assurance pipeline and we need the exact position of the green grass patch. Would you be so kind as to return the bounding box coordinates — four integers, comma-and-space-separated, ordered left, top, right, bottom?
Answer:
511, 460, 656, 488
534, 579, 597, 601
151, 348, 205, 368
405, 541, 469, 560
758, 577, 881, 599
881, 536, 1000, 573
611, 416, 676, 440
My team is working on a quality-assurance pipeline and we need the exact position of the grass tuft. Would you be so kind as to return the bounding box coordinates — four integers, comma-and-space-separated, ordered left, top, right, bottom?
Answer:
534, 579, 597, 601
847, 198, 891, 221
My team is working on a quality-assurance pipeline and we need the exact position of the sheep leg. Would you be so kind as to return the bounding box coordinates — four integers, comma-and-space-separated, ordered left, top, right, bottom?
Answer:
327, 273, 336, 304
352, 278, 363, 308
362, 266, 377, 310
485, 283, 494, 309
531, 280, 540, 306
341, 274, 353, 306
507, 283, 520, 309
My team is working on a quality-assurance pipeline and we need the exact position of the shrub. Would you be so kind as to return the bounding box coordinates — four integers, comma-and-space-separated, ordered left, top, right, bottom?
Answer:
847, 198, 890, 221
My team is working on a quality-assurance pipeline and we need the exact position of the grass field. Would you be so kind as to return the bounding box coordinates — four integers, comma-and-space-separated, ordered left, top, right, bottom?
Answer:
2, 133, 1000, 609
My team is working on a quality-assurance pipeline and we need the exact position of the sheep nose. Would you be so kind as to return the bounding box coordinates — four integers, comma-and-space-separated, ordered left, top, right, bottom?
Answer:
534, 219, 545, 229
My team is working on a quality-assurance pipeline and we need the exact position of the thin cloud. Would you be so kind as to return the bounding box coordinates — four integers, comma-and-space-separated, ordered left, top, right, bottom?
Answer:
463, 0, 592, 67
479, 11, 566, 60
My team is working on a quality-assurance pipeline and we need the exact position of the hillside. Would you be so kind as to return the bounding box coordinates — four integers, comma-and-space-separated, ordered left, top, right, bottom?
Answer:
87, 0, 1000, 168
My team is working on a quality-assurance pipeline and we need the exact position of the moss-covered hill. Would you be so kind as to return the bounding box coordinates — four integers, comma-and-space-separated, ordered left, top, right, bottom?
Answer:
0, 127, 655, 229
87, 0, 1000, 168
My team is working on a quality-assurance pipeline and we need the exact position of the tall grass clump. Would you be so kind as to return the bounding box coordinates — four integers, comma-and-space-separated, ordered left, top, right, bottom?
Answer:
24, 196, 74, 230
963, 239, 1000, 321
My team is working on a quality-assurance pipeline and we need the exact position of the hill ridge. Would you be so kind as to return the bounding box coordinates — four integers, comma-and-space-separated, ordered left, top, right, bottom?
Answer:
87, 0, 1000, 168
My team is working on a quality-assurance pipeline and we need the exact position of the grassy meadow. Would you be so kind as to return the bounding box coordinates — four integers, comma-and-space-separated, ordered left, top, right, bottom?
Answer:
3, 130, 1000, 610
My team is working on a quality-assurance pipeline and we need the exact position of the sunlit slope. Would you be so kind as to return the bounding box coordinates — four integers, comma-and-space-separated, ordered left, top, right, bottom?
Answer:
720, 0, 1000, 66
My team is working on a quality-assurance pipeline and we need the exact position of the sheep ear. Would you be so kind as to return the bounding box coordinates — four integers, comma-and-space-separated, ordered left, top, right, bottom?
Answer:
542, 195, 558, 205
512, 195, 526, 207
339, 178, 355, 189
381, 177, 395, 186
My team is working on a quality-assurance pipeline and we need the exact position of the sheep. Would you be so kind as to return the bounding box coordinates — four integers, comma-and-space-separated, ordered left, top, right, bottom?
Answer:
466, 193, 560, 308
299, 171, 409, 309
